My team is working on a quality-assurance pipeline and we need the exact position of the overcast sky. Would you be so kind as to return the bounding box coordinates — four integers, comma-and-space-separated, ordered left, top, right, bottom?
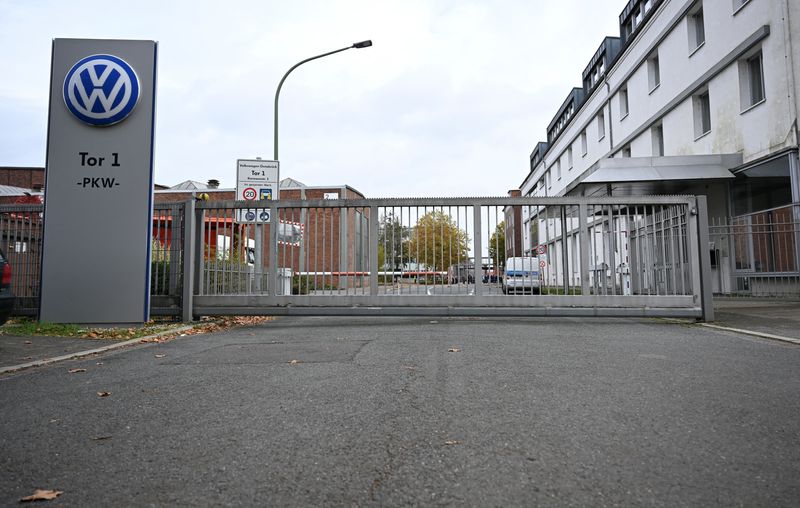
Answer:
1, 0, 622, 197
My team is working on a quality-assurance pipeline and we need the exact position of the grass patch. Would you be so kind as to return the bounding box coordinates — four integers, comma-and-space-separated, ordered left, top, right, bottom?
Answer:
0, 316, 273, 341
0, 317, 191, 340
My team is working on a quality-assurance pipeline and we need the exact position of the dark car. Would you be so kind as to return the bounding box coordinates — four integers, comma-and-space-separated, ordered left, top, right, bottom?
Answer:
0, 249, 13, 325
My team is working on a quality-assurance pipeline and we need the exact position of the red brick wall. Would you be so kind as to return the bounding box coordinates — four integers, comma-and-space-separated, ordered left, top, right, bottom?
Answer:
0, 167, 45, 189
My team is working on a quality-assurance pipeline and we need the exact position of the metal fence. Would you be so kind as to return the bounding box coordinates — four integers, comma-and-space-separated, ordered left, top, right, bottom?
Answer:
0, 195, 716, 320
188, 196, 712, 320
709, 204, 800, 297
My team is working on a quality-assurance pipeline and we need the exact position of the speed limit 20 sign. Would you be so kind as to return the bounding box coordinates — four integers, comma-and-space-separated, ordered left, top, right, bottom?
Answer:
242, 187, 257, 200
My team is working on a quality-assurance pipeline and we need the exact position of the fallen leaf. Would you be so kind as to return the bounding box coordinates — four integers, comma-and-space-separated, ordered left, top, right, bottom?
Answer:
21, 356, 32, 360
91, 435, 112, 441
49, 419, 59, 424
154, 354, 166, 358
448, 348, 461, 353
24, 340, 32, 345
68, 368, 87, 374
288, 359, 301, 365
96, 362, 103, 366
20, 489, 62, 502
444, 440, 462, 445
402, 365, 417, 370
96, 391, 111, 397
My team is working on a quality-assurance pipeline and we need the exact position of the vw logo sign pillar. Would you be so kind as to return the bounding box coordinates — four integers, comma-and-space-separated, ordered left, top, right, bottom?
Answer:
40, 39, 158, 324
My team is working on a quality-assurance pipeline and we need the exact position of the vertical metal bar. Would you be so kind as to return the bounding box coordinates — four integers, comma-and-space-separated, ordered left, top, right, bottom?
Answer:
607, 205, 617, 296
676, 205, 686, 295
268, 201, 279, 297
182, 199, 196, 322
560, 205, 569, 294
578, 203, 590, 296
473, 203, 482, 297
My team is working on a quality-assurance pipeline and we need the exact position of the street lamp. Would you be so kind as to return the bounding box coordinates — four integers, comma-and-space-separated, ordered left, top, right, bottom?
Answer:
273, 40, 373, 161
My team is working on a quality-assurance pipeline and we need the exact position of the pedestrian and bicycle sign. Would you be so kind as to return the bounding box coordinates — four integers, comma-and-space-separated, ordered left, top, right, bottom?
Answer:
236, 159, 279, 224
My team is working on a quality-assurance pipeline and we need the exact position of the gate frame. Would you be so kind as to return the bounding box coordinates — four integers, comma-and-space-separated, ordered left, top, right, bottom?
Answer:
181, 195, 713, 321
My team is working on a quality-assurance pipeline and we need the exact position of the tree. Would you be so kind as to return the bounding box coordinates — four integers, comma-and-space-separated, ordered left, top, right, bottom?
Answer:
378, 213, 410, 270
407, 210, 470, 271
488, 221, 506, 265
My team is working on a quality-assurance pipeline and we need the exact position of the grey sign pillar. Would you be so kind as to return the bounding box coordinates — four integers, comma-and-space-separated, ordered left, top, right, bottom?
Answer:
40, 39, 158, 324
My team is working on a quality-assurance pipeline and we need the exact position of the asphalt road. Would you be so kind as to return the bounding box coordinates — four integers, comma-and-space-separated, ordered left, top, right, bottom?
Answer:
1, 316, 799, 506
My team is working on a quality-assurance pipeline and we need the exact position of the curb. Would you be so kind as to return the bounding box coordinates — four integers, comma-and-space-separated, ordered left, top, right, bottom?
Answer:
0, 325, 196, 375
699, 323, 800, 345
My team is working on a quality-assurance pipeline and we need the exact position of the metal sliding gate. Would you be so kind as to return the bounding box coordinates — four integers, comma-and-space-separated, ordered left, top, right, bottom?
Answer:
0, 195, 713, 321
183, 195, 713, 321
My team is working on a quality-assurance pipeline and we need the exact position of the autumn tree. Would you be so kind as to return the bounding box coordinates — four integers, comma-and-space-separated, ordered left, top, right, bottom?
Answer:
378, 213, 410, 270
488, 221, 506, 266
407, 210, 470, 271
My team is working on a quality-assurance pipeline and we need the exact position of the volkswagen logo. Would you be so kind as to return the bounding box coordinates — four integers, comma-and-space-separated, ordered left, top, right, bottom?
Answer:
63, 54, 140, 126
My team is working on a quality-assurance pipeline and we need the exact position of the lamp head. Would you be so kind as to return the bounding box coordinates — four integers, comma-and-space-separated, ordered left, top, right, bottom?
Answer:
352, 40, 373, 48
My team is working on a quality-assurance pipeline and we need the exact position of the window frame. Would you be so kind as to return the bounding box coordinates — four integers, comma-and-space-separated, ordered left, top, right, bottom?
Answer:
619, 86, 629, 120
597, 111, 606, 141
688, 4, 705, 55
739, 49, 766, 112
647, 52, 661, 93
580, 131, 588, 156
651, 123, 665, 156
693, 89, 711, 139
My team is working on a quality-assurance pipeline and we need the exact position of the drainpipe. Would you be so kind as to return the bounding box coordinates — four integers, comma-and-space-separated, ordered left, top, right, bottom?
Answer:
605, 79, 615, 157
780, 0, 798, 147
781, 0, 800, 273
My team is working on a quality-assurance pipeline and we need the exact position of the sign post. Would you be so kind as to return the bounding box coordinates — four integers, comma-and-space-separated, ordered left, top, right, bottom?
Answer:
236, 159, 279, 292
39, 39, 157, 324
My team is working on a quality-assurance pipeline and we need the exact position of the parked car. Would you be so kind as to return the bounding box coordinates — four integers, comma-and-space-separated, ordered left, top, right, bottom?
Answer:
502, 257, 540, 294
0, 249, 13, 325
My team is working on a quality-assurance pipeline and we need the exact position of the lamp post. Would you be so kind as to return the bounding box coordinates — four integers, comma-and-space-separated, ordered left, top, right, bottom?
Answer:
273, 40, 373, 161
264, 40, 372, 293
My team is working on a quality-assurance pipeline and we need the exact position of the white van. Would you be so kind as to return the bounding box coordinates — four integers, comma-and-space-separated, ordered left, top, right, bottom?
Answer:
502, 257, 541, 294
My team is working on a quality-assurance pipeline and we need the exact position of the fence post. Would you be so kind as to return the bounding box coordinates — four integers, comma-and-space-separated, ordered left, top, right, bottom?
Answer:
369, 205, 379, 296
694, 195, 714, 321
181, 199, 196, 322
268, 201, 278, 296
578, 203, 591, 296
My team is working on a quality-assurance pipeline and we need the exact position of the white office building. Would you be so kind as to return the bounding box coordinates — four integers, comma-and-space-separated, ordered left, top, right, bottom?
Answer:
521, 0, 800, 295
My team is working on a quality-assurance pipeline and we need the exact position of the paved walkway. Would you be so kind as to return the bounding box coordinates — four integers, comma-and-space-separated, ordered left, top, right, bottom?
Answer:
2, 299, 798, 374
711, 299, 800, 340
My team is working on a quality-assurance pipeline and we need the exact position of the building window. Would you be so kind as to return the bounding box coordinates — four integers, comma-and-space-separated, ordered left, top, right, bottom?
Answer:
567, 146, 573, 169
647, 53, 660, 92
622, 146, 632, 158
556, 159, 562, 180
739, 50, 765, 111
597, 111, 606, 140
581, 131, 588, 156
619, 86, 629, 119
693, 90, 711, 138
688, 5, 705, 53
652, 124, 664, 156
546, 170, 551, 190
